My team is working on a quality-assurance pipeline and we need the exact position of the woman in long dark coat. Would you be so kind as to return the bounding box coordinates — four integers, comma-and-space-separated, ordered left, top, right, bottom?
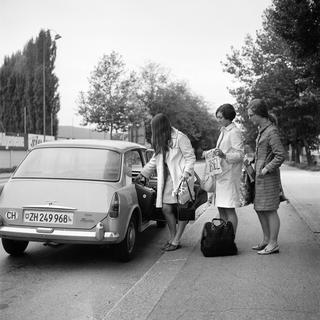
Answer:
248, 99, 286, 255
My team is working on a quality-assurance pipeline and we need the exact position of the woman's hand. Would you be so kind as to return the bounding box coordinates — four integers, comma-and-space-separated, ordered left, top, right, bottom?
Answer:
261, 168, 268, 176
134, 173, 145, 183
181, 171, 191, 182
213, 148, 226, 159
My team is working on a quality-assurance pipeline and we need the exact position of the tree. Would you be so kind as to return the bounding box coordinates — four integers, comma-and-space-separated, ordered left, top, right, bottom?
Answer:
137, 64, 219, 155
0, 29, 60, 136
223, 2, 320, 164
78, 51, 148, 139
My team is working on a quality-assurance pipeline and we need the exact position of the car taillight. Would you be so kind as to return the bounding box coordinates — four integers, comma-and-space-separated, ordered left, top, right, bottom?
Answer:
109, 192, 119, 218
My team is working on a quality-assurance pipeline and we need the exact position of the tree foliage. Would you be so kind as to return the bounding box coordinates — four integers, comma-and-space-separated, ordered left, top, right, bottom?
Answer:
79, 58, 219, 154
0, 29, 60, 136
223, 0, 320, 164
137, 63, 219, 156
78, 51, 149, 139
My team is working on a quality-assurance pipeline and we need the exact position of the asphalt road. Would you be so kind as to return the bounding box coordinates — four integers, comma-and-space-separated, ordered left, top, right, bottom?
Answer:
0, 223, 168, 320
1, 164, 319, 320
0, 172, 170, 320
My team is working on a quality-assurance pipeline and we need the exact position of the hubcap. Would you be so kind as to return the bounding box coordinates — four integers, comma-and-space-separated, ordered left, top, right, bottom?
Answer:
127, 222, 136, 253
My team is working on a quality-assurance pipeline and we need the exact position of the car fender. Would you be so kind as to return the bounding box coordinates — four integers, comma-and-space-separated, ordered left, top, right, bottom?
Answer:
108, 186, 142, 242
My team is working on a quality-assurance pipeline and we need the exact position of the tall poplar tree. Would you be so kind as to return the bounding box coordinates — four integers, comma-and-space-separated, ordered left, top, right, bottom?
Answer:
0, 29, 61, 136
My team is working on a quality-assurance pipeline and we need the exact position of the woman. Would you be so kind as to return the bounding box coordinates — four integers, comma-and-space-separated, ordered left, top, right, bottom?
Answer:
204, 104, 244, 235
138, 113, 196, 251
247, 99, 286, 255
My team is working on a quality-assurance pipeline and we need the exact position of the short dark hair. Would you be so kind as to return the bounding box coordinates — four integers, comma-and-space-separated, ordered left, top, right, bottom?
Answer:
247, 99, 268, 118
248, 98, 278, 124
215, 104, 236, 121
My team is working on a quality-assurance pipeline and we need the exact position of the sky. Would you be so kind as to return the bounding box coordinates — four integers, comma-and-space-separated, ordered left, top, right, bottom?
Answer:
0, 0, 272, 127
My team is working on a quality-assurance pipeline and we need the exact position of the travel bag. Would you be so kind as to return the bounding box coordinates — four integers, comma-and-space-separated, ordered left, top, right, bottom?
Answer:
200, 218, 238, 257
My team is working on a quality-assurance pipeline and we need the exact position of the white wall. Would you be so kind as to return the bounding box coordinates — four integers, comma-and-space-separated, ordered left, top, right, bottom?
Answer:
0, 150, 27, 169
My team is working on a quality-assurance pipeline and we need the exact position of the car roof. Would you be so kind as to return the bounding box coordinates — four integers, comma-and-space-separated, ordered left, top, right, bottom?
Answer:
32, 139, 147, 153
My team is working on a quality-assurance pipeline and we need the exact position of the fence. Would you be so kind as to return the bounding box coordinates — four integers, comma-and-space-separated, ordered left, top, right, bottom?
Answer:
0, 132, 54, 169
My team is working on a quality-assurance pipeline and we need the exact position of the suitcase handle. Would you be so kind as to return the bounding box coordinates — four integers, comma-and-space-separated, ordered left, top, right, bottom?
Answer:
211, 218, 227, 226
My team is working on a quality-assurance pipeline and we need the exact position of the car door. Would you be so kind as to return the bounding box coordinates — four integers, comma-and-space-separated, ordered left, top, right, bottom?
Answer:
124, 149, 156, 221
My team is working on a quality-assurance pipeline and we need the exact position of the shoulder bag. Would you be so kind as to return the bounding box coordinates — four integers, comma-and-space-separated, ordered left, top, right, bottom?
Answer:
200, 156, 216, 193
176, 180, 196, 221
239, 160, 255, 206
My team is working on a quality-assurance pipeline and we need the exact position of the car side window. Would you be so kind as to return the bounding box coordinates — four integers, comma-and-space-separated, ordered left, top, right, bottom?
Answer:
124, 150, 143, 180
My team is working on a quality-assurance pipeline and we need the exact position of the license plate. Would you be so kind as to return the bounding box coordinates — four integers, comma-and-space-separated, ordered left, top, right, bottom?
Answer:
24, 210, 73, 225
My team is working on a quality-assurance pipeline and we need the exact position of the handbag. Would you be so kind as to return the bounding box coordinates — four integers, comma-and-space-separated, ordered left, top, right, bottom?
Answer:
176, 180, 196, 221
279, 181, 289, 203
200, 158, 216, 193
239, 162, 255, 207
200, 218, 237, 257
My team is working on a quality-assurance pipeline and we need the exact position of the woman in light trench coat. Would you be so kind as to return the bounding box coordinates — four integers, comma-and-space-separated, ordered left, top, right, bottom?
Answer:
203, 104, 244, 236
138, 113, 196, 251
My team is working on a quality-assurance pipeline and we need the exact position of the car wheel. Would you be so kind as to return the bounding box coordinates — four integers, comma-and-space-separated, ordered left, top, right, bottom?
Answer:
2, 238, 29, 256
116, 216, 137, 262
156, 220, 166, 228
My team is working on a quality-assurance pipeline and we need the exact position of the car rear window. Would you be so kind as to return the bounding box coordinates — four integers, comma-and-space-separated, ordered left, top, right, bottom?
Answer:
13, 147, 121, 181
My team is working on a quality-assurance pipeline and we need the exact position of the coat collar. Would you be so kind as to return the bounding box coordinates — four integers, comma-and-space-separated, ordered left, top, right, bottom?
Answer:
171, 127, 179, 139
258, 120, 272, 134
220, 122, 235, 132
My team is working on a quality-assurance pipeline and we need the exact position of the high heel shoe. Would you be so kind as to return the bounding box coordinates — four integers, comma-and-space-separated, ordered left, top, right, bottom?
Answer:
257, 244, 280, 255
163, 243, 181, 251
161, 242, 171, 250
252, 243, 268, 250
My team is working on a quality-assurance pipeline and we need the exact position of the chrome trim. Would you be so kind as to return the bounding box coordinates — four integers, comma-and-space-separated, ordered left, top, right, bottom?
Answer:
0, 226, 120, 243
37, 227, 54, 233
23, 205, 77, 211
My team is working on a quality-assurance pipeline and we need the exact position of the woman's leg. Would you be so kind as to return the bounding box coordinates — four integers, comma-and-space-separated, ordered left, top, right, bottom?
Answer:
162, 204, 176, 243
218, 207, 227, 222
256, 210, 270, 245
171, 220, 188, 245
265, 210, 280, 247
218, 207, 238, 234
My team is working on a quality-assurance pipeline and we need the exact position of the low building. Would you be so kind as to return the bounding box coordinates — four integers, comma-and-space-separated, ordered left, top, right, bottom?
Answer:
58, 125, 110, 140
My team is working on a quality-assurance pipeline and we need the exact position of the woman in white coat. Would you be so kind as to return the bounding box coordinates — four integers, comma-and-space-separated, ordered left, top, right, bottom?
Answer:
204, 104, 244, 234
138, 113, 196, 251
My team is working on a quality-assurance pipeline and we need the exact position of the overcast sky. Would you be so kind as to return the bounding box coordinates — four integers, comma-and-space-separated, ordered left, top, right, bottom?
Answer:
0, 0, 272, 127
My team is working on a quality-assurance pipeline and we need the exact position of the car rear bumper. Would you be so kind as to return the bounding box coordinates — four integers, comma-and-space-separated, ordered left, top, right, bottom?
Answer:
0, 224, 120, 244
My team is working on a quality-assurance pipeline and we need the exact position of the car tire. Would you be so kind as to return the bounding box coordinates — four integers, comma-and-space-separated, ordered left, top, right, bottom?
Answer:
2, 238, 29, 256
156, 220, 166, 228
116, 216, 137, 262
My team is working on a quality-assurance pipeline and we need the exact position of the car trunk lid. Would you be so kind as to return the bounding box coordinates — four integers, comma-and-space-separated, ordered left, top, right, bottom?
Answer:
0, 178, 118, 229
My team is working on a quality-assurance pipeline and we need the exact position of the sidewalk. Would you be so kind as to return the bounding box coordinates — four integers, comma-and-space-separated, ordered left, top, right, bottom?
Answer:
104, 165, 320, 320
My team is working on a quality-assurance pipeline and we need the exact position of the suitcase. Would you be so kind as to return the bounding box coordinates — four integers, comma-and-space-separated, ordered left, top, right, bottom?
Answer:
200, 218, 238, 257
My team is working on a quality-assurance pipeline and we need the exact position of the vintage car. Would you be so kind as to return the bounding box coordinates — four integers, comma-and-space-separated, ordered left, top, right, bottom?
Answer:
0, 139, 165, 262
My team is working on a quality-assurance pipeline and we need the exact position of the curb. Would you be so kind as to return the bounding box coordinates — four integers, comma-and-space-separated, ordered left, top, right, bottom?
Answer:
102, 207, 216, 320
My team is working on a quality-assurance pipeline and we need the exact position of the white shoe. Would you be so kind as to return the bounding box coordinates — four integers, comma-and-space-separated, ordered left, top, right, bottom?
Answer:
257, 244, 280, 255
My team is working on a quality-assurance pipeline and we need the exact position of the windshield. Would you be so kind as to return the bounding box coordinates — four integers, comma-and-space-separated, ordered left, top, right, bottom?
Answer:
14, 147, 121, 181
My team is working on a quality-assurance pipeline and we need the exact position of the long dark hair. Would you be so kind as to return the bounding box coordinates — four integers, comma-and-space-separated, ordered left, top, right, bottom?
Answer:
151, 113, 172, 156
248, 99, 277, 125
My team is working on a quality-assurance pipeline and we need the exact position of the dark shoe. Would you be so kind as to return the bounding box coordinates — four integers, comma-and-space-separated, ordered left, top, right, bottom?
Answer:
257, 244, 280, 255
161, 242, 171, 250
164, 244, 181, 251
252, 243, 268, 250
